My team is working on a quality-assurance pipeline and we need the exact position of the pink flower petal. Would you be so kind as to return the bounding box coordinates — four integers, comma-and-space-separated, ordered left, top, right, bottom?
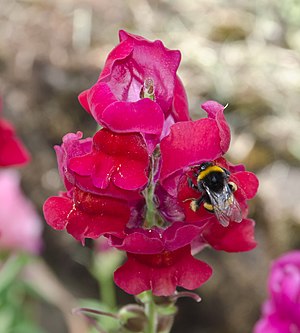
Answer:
231, 171, 259, 200
163, 222, 205, 251
267, 251, 300, 328
201, 101, 230, 153
114, 245, 212, 296
66, 209, 128, 242
160, 101, 231, 194
171, 76, 190, 122
104, 30, 181, 113
43, 196, 72, 230
160, 119, 222, 189
69, 128, 149, 191
0, 170, 42, 253
102, 98, 164, 135
176, 252, 212, 291
109, 230, 164, 254
202, 218, 257, 252
113, 159, 149, 190
77, 89, 91, 114
68, 154, 95, 176
79, 30, 183, 129
43, 188, 131, 242
114, 256, 151, 295
80, 82, 118, 121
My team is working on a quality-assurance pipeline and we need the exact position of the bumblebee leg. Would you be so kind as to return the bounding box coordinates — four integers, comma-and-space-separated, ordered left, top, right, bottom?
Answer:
228, 181, 238, 192
190, 196, 205, 212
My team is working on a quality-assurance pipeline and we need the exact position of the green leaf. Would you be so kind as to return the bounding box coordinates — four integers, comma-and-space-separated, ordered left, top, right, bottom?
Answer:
0, 255, 30, 295
0, 307, 14, 332
13, 321, 46, 333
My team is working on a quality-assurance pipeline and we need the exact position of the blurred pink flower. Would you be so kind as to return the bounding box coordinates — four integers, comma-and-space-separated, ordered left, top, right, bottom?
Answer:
0, 117, 30, 167
254, 251, 300, 333
0, 170, 42, 253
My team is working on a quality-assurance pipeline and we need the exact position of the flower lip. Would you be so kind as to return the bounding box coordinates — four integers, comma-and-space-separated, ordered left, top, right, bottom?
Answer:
80, 82, 165, 139
134, 249, 181, 268
68, 128, 150, 191
55, 131, 144, 202
200, 217, 257, 252
109, 222, 206, 255
114, 244, 212, 296
43, 187, 131, 243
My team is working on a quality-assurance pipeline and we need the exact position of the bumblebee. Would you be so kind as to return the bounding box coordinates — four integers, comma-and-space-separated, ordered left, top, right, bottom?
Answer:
188, 162, 242, 227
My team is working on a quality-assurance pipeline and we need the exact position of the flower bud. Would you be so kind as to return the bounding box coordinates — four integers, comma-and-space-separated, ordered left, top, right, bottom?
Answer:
119, 304, 147, 333
157, 314, 175, 333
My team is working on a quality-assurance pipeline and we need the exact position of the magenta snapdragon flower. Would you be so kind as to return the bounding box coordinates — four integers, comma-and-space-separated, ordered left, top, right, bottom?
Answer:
43, 31, 259, 297
69, 128, 149, 191
44, 131, 144, 242
112, 223, 212, 296
254, 251, 300, 333
79, 30, 189, 126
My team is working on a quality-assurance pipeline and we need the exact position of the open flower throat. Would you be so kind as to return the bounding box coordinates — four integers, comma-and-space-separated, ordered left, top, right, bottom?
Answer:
43, 31, 259, 297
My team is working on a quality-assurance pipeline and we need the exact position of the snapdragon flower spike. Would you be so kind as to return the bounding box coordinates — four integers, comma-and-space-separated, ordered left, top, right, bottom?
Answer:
0, 117, 30, 167
43, 187, 131, 243
68, 128, 149, 191
254, 251, 300, 333
160, 101, 230, 196
78, 31, 189, 141
113, 223, 212, 296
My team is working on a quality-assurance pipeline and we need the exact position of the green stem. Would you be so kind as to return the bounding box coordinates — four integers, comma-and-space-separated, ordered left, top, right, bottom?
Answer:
92, 250, 123, 310
144, 150, 163, 228
144, 291, 157, 333
97, 272, 117, 310
144, 174, 156, 228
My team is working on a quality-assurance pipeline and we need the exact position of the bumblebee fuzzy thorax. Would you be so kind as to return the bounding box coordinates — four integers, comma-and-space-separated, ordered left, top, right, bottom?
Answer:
197, 164, 227, 192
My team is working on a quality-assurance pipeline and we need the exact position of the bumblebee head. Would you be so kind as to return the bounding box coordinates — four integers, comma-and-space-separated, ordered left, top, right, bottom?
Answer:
199, 162, 214, 172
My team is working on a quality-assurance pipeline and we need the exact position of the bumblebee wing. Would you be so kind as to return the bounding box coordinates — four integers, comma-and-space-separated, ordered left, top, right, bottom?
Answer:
204, 184, 242, 227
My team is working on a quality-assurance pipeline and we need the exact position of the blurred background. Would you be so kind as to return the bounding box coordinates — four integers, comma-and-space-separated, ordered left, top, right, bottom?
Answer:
0, 0, 300, 332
